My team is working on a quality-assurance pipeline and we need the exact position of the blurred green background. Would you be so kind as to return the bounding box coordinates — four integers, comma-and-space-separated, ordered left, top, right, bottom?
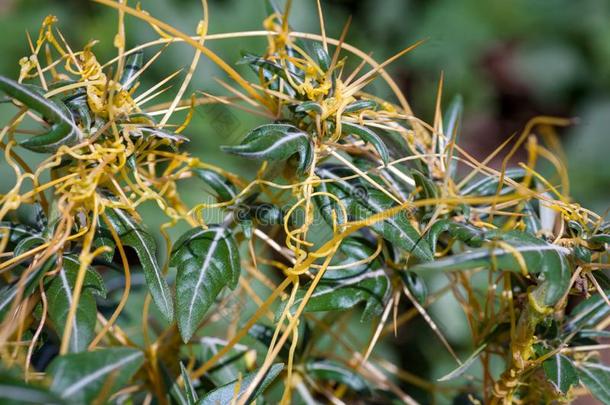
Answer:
0, 1, 608, 403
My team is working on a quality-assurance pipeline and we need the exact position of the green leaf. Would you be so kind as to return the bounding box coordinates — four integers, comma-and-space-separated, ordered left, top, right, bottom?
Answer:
302, 40, 331, 71
577, 362, 610, 404
341, 121, 389, 164
137, 127, 188, 143
344, 99, 378, 114
14, 235, 45, 257
441, 95, 463, 178
542, 354, 578, 394
171, 225, 241, 342
281, 237, 390, 321
250, 203, 284, 225
442, 95, 462, 146
460, 168, 526, 197
48, 347, 143, 404
192, 168, 236, 202
573, 245, 592, 263
239, 53, 302, 96
437, 342, 487, 382
0, 259, 53, 315
589, 234, 610, 245
565, 290, 610, 332
196, 363, 283, 404
119, 50, 143, 90
248, 324, 290, 359
0, 76, 81, 153
522, 202, 542, 235
104, 207, 174, 322
426, 219, 484, 251
352, 188, 432, 262
411, 169, 438, 201
306, 359, 370, 394
0, 372, 66, 405
410, 231, 572, 306
46, 256, 105, 353
399, 272, 427, 305
295, 101, 323, 114
315, 165, 433, 262
91, 229, 115, 263
221, 124, 313, 174
313, 165, 353, 226
180, 362, 198, 404
577, 329, 610, 339
239, 53, 304, 83
0, 222, 38, 248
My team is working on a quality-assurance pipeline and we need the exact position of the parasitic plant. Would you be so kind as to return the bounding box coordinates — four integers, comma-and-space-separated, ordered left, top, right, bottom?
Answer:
0, 1, 608, 404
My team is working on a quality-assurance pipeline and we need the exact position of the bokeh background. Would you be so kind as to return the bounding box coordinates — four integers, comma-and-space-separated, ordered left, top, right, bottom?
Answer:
0, 0, 608, 403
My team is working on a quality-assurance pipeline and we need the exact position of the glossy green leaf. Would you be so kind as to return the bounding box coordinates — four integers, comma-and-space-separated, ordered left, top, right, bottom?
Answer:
437, 342, 487, 382
48, 347, 144, 404
91, 229, 115, 263
315, 165, 433, 262
239, 53, 303, 94
221, 124, 313, 174
295, 101, 323, 114
14, 235, 45, 257
441, 95, 463, 178
577, 362, 610, 404
0, 222, 38, 248
411, 169, 438, 202
577, 329, 610, 339
573, 245, 592, 263
248, 324, 290, 359
302, 40, 331, 71
0, 76, 81, 153
192, 168, 237, 202
250, 203, 283, 225
460, 168, 525, 197
104, 207, 174, 322
171, 225, 240, 342
313, 165, 353, 226
442, 95, 462, 146
0, 259, 53, 315
542, 354, 578, 394
341, 121, 389, 164
180, 362, 198, 404
46, 256, 105, 353
589, 234, 610, 245
306, 359, 369, 393
196, 363, 283, 404
344, 99, 378, 114
522, 201, 542, 235
119, 50, 143, 90
400, 272, 427, 305
239, 53, 304, 82
282, 237, 390, 321
426, 219, 485, 251
352, 188, 432, 262
137, 127, 188, 143
410, 230, 571, 306
565, 290, 610, 332
0, 372, 65, 405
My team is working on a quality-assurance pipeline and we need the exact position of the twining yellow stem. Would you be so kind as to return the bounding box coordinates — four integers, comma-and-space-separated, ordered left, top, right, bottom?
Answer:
159, 0, 208, 127
60, 199, 103, 354
88, 211, 133, 350
93, 0, 272, 109
190, 277, 292, 380
238, 245, 339, 405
